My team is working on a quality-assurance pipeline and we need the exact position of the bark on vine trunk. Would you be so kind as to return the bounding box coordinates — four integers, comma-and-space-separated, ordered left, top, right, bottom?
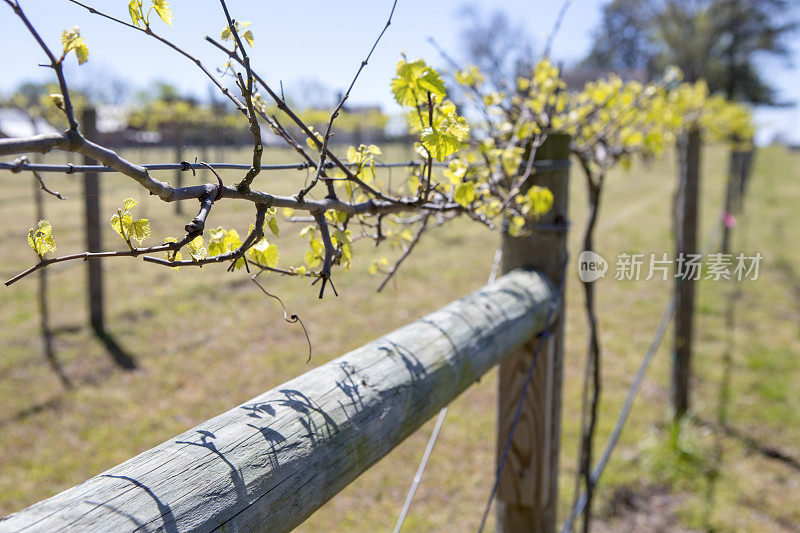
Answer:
672, 128, 702, 420
575, 169, 604, 533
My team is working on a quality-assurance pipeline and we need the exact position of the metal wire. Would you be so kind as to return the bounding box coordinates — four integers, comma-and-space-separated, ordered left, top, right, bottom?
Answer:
392, 248, 505, 533
0, 158, 570, 174
392, 406, 449, 533
560, 295, 676, 533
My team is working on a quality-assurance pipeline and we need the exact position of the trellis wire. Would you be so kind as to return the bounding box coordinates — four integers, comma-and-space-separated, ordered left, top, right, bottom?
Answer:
477, 256, 568, 533
560, 295, 676, 532
391, 406, 448, 533
0, 159, 571, 174
392, 248, 505, 533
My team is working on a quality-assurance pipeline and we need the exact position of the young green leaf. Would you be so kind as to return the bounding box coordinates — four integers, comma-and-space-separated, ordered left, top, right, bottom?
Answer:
163, 237, 181, 268
110, 212, 134, 240
128, 0, 143, 27
62, 27, 89, 65
267, 217, 279, 237
454, 182, 476, 207
525, 186, 554, 216
110, 198, 149, 244
151, 0, 173, 26
221, 21, 254, 46
27, 220, 56, 259
248, 239, 279, 268
421, 127, 461, 161
243, 30, 255, 47
187, 235, 206, 261
391, 58, 447, 107
129, 219, 151, 244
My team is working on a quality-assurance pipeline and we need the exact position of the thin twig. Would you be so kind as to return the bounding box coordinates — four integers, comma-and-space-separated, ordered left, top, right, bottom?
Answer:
251, 272, 312, 362
377, 214, 430, 292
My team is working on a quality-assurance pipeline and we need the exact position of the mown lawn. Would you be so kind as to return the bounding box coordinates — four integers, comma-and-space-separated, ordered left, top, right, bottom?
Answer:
0, 142, 798, 531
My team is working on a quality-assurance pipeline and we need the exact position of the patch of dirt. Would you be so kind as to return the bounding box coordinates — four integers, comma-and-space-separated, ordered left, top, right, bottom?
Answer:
594, 484, 694, 533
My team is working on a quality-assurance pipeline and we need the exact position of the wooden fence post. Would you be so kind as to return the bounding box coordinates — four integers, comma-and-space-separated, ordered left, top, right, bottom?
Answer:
497, 134, 570, 532
32, 159, 70, 388
672, 127, 702, 420
721, 149, 745, 254
82, 107, 105, 334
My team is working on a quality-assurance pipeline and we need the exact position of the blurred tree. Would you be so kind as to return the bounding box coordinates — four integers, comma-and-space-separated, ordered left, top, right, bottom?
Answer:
583, 0, 657, 75
287, 78, 337, 110
457, 4, 537, 92
709, 0, 798, 101
3, 81, 89, 128
584, 0, 799, 104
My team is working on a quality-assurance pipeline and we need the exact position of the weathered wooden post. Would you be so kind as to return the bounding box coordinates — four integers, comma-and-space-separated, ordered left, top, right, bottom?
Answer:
32, 157, 70, 388
739, 148, 754, 200
82, 107, 105, 335
672, 128, 702, 420
721, 149, 746, 254
497, 134, 570, 532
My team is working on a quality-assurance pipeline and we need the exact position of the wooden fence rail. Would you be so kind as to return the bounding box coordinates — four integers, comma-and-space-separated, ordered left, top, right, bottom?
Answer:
2, 269, 556, 533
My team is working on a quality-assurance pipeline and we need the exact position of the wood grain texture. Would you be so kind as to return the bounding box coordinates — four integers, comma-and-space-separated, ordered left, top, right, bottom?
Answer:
1, 269, 554, 533
497, 134, 570, 533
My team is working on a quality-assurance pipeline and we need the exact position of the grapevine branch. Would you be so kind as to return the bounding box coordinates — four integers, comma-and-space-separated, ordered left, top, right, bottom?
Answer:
1, 0, 569, 299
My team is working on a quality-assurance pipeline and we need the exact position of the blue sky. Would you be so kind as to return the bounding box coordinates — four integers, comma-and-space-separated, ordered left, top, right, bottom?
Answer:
1, 0, 798, 139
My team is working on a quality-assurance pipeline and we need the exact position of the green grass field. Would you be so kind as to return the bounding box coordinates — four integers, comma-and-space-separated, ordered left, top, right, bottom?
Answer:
0, 142, 798, 531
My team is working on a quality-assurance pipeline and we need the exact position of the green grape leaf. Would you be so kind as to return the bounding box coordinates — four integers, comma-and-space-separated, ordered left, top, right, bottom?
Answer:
110, 212, 133, 240
305, 250, 322, 269
123, 198, 138, 211
243, 30, 255, 47
223, 229, 242, 251
163, 237, 181, 268
128, 0, 142, 27
267, 217, 279, 237
62, 27, 89, 65
27, 220, 56, 258
151, 0, 173, 26
391, 58, 446, 107
454, 182, 476, 207
248, 239, 279, 268
187, 236, 206, 261
525, 186, 554, 216
221, 21, 253, 46
420, 107, 469, 161
421, 127, 461, 161
130, 218, 151, 244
